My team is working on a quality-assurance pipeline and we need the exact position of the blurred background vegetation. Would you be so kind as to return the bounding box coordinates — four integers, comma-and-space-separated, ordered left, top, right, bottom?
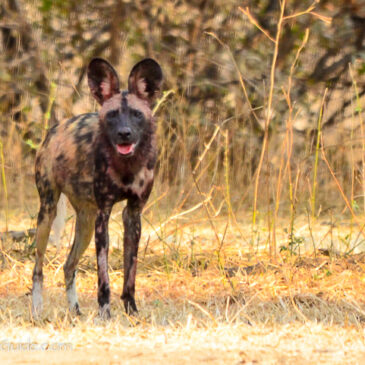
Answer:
0, 0, 364, 235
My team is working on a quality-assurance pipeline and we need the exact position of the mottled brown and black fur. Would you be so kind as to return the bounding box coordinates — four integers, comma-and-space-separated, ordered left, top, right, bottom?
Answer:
32, 58, 163, 319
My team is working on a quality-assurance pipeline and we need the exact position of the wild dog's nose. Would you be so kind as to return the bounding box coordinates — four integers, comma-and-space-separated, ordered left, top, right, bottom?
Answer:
118, 127, 132, 141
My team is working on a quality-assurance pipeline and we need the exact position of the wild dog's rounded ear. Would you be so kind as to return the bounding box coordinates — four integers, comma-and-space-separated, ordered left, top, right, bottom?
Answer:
128, 58, 163, 104
87, 58, 120, 105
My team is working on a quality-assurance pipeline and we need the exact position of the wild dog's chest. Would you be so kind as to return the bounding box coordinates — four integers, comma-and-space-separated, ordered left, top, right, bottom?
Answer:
110, 165, 153, 198
94, 161, 154, 205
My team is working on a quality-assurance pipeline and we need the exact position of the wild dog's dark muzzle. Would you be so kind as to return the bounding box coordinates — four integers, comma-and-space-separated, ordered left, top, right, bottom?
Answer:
116, 126, 137, 156
117, 126, 132, 141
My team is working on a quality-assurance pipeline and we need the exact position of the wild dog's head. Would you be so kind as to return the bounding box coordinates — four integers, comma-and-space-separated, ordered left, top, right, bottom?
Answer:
87, 58, 163, 157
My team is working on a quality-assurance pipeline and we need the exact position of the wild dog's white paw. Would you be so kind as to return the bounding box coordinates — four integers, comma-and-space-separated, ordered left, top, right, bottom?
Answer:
32, 282, 43, 319
66, 280, 81, 315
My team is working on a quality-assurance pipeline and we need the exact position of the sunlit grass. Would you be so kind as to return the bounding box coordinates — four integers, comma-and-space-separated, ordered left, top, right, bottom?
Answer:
1, 212, 365, 363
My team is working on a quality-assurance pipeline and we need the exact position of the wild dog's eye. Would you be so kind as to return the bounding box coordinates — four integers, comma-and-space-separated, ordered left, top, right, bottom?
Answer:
132, 109, 143, 120
106, 110, 119, 119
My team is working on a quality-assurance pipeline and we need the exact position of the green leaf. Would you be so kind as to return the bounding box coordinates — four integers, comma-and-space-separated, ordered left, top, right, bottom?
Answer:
25, 139, 40, 150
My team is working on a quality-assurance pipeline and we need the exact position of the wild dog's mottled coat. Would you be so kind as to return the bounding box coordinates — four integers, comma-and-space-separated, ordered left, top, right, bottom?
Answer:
32, 58, 163, 318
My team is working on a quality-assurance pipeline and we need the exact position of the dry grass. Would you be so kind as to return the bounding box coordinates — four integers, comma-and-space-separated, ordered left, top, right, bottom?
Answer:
1, 211, 365, 364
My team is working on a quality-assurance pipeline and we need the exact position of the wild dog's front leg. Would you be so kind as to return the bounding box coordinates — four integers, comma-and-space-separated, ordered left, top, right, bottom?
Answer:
121, 199, 143, 314
95, 208, 112, 319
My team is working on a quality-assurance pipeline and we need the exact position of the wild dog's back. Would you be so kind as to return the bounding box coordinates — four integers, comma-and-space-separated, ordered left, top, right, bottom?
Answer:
35, 113, 100, 205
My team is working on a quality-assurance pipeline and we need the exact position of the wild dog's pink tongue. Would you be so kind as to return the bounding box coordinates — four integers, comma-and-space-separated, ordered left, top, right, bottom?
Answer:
117, 144, 134, 155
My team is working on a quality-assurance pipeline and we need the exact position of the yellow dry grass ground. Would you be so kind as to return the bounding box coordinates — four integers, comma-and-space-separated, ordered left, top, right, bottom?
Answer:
1, 211, 365, 364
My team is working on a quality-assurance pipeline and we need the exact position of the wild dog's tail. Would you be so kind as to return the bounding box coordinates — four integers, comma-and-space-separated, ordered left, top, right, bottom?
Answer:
51, 193, 67, 251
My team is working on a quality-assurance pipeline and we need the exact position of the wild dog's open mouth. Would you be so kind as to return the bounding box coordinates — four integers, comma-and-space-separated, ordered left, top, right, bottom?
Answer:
116, 143, 136, 155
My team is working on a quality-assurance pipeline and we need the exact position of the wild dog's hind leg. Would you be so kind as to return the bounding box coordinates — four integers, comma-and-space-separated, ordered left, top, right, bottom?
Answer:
32, 180, 60, 318
63, 207, 96, 314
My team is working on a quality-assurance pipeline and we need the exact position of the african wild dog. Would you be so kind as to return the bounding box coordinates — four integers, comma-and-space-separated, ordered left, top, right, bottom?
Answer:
32, 58, 163, 319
